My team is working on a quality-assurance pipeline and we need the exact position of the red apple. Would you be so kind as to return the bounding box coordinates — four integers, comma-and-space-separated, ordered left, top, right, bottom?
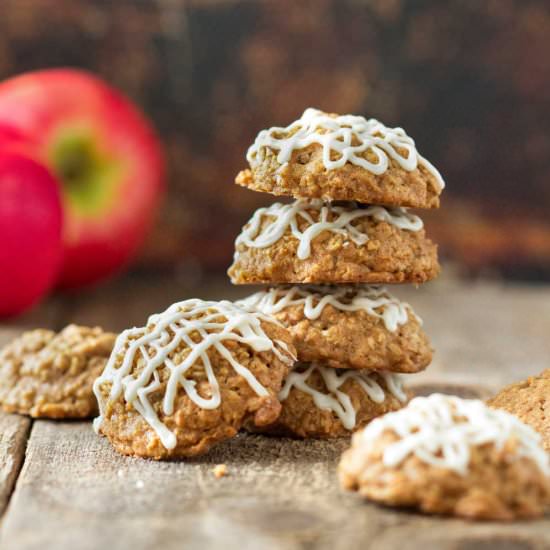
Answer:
0, 124, 29, 145
0, 150, 63, 317
0, 69, 165, 288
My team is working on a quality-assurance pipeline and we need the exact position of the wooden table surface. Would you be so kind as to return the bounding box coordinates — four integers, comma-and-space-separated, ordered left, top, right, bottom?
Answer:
0, 275, 549, 550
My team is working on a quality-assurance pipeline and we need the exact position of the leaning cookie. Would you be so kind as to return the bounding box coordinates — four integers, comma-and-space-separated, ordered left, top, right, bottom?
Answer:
237, 108, 444, 209
338, 394, 550, 520
0, 325, 116, 419
487, 369, 550, 451
239, 286, 431, 373
93, 299, 296, 459
228, 199, 439, 285
249, 363, 410, 438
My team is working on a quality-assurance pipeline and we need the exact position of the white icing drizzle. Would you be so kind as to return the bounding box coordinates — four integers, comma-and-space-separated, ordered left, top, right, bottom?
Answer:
93, 299, 295, 450
247, 108, 445, 189
357, 393, 550, 476
239, 285, 415, 333
279, 364, 407, 430
235, 199, 423, 260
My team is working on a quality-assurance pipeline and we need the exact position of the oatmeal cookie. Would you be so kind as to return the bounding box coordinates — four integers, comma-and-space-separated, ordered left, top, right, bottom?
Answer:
228, 199, 439, 284
0, 325, 116, 419
240, 286, 431, 372
93, 299, 296, 459
488, 369, 549, 451
250, 363, 410, 438
338, 394, 550, 520
237, 108, 444, 209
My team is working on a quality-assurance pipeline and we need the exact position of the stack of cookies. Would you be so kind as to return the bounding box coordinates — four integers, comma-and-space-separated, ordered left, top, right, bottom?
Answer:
229, 108, 444, 438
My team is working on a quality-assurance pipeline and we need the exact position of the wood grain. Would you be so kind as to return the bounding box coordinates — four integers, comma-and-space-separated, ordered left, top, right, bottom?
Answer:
0, 414, 548, 550
0, 413, 31, 517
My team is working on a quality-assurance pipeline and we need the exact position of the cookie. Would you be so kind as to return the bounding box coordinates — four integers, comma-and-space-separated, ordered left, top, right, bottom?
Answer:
488, 369, 549, 451
93, 299, 296, 459
338, 394, 550, 520
0, 325, 116, 419
250, 363, 410, 438
228, 199, 439, 285
236, 108, 444, 209
239, 285, 431, 372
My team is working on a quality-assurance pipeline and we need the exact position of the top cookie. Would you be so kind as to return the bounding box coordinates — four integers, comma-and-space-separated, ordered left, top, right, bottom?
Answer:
237, 108, 444, 209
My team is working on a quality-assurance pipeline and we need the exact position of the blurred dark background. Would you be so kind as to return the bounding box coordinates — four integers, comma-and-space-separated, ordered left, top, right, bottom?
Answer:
2, 0, 550, 281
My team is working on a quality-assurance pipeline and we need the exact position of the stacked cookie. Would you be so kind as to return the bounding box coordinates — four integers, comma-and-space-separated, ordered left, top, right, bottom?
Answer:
229, 108, 444, 437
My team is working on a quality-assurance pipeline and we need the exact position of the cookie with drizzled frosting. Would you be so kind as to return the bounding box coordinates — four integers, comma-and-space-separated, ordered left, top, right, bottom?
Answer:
237, 108, 444, 209
248, 363, 410, 438
93, 299, 296, 459
339, 394, 550, 520
228, 199, 439, 284
239, 285, 432, 373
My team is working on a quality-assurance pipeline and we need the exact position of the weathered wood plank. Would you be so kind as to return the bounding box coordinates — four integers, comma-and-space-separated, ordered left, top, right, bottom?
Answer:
0, 413, 31, 517
0, 280, 548, 548
393, 280, 550, 390
0, 409, 548, 550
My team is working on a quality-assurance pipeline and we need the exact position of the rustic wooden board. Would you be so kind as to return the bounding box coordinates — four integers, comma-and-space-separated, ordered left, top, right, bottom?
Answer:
0, 413, 31, 517
397, 281, 550, 390
0, 280, 549, 549
0, 409, 548, 550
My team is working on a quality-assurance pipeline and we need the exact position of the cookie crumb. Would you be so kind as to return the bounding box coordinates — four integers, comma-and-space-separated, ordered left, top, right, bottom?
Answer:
135, 480, 144, 489
213, 464, 228, 478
